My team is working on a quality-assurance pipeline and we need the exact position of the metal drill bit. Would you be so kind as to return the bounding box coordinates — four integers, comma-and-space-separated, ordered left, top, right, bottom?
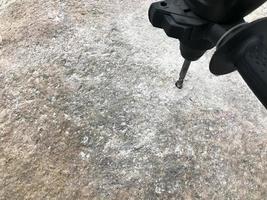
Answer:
175, 59, 191, 89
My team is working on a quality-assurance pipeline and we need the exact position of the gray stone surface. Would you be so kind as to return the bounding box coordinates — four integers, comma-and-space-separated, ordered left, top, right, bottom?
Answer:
0, 0, 266, 199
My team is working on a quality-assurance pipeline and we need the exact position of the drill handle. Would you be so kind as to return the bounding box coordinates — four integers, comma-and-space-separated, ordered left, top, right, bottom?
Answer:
236, 41, 267, 108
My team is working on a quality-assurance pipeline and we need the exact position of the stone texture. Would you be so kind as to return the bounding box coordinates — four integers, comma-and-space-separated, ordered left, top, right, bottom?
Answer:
0, 0, 266, 199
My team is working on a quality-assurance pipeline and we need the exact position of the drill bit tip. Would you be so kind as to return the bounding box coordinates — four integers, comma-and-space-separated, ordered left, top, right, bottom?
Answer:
175, 80, 184, 89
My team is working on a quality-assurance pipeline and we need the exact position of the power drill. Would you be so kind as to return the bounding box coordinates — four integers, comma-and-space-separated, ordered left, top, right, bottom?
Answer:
149, 0, 267, 109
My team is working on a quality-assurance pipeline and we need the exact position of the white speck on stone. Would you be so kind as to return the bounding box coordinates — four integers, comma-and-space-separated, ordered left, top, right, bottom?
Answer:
80, 152, 86, 159
0, 109, 8, 123
81, 136, 89, 145
155, 183, 165, 194
80, 151, 90, 160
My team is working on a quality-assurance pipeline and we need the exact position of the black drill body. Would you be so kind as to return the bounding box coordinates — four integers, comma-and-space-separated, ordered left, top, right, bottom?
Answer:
186, 0, 266, 23
149, 0, 267, 109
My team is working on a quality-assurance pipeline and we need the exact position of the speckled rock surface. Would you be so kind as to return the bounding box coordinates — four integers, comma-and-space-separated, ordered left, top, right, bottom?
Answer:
0, 0, 266, 199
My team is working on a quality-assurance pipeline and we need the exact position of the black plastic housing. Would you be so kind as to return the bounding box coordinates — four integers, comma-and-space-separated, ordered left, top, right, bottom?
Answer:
210, 18, 267, 108
148, 0, 231, 61
185, 0, 267, 23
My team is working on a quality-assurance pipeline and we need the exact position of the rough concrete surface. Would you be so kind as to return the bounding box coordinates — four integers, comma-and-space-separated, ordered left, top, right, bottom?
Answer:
0, 0, 266, 199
